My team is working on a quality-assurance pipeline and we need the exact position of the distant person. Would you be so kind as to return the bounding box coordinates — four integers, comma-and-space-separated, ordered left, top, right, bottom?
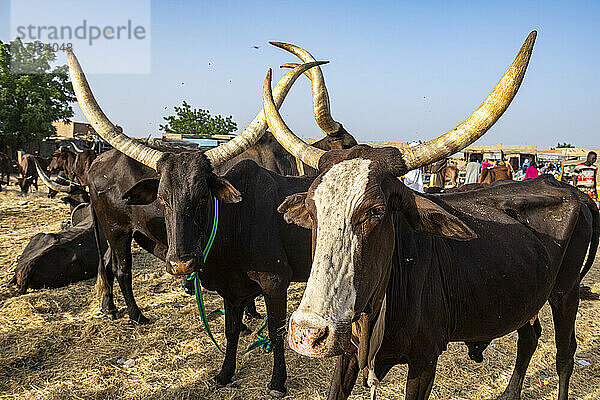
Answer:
481, 158, 492, 171
573, 151, 598, 202
524, 161, 539, 180
464, 154, 481, 184
404, 142, 424, 192
522, 158, 530, 171
92, 138, 101, 153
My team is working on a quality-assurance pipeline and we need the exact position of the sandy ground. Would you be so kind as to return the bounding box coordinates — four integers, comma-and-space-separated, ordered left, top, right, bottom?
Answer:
0, 183, 599, 400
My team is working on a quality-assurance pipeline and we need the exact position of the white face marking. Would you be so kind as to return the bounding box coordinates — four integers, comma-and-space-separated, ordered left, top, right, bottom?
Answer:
296, 158, 372, 324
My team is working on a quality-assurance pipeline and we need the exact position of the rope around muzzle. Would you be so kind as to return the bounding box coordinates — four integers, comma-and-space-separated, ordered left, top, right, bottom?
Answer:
187, 197, 272, 355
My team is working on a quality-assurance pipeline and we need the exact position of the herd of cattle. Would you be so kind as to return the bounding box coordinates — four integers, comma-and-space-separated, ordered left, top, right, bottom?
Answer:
1, 31, 599, 400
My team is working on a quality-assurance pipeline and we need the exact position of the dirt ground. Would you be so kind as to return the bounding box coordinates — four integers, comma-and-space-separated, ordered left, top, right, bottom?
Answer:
0, 184, 599, 400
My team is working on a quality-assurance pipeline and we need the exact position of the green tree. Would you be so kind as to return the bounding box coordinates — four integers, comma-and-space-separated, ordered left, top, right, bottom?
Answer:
160, 101, 237, 136
0, 39, 75, 151
556, 142, 574, 148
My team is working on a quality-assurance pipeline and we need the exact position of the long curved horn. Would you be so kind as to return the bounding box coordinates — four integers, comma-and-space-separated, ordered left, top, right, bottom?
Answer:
263, 69, 325, 169
68, 49, 327, 170
67, 50, 164, 170
270, 42, 342, 135
266, 31, 537, 174
71, 142, 84, 153
35, 159, 71, 193
398, 31, 537, 172
204, 61, 329, 166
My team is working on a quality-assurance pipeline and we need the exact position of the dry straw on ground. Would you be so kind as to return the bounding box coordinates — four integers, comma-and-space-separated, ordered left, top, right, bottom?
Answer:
0, 184, 599, 399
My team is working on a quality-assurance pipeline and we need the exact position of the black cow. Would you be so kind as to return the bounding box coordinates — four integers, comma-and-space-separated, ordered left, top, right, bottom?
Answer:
67, 48, 350, 396
10, 208, 108, 294
218, 130, 357, 177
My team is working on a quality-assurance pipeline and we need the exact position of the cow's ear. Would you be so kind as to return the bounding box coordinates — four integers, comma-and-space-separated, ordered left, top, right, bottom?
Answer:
412, 196, 477, 241
278, 192, 313, 229
122, 178, 159, 205
209, 176, 242, 203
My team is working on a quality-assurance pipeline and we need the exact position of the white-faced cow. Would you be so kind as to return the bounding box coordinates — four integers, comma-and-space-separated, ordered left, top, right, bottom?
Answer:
264, 32, 598, 400
67, 47, 357, 396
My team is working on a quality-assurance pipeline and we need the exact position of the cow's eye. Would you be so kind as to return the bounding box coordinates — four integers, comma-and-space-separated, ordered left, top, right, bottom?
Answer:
354, 206, 385, 228
366, 206, 385, 221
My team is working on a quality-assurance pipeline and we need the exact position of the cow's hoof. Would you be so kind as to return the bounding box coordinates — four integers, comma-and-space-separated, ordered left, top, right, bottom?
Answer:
241, 323, 252, 336
244, 308, 262, 320
102, 308, 118, 320
227, 379, 242, 388
579, 285, 599, 300
181, 277, 195, 295
269, 389, 286, 398
496, 392, 518, 400
131, 314, 151, 325
213, 374, 232, 388
268, 382, 286, 398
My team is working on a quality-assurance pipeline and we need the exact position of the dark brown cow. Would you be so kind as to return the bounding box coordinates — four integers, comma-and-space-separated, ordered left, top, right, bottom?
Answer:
263, 31, 594, 400
17, 154, 39, 194
479, 164, 513, 184
0, 152, 13, 189
73, 149, 97, 185
48, 147, 77, 180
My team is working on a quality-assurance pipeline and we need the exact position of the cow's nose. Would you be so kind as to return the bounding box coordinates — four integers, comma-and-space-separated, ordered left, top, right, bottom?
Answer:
288, 319, 330, 357
167, 259, 195, 275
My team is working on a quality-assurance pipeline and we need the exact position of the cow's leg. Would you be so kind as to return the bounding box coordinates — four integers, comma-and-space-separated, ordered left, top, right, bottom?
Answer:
262, 286, 288, 396
214, 298, 244, 386
244, 299, 262, 319
97, 247, 117, 319
110, 231, 150, 324
327, 350, 360, 400
550, 286, 578, 400
405, 360, 438, 400
497, 319, 542, 400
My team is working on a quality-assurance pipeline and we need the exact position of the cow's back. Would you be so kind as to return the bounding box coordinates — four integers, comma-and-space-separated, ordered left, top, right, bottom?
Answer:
381, 176, 590, 361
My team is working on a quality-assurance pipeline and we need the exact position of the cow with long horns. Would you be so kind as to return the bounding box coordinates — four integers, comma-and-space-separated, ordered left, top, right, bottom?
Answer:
262, 32, 599, 400
67, 47, 359, 395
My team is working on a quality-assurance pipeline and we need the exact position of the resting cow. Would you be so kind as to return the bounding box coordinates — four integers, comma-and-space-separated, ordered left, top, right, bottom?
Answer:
10, 206, 108, 294
264, 31, 597, 400
67, 46, 355, 396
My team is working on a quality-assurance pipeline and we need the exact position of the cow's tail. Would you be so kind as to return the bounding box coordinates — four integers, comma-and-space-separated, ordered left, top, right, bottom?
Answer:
580, 197, 600, 282
92, 206, 112, 300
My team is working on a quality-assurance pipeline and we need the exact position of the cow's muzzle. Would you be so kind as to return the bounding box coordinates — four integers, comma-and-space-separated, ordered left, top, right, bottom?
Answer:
288, 312, 351, 358
166, 259, 196, 275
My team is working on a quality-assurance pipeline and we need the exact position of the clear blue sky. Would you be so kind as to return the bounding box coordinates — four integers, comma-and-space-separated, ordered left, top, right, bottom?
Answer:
1, 1, 599, 149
